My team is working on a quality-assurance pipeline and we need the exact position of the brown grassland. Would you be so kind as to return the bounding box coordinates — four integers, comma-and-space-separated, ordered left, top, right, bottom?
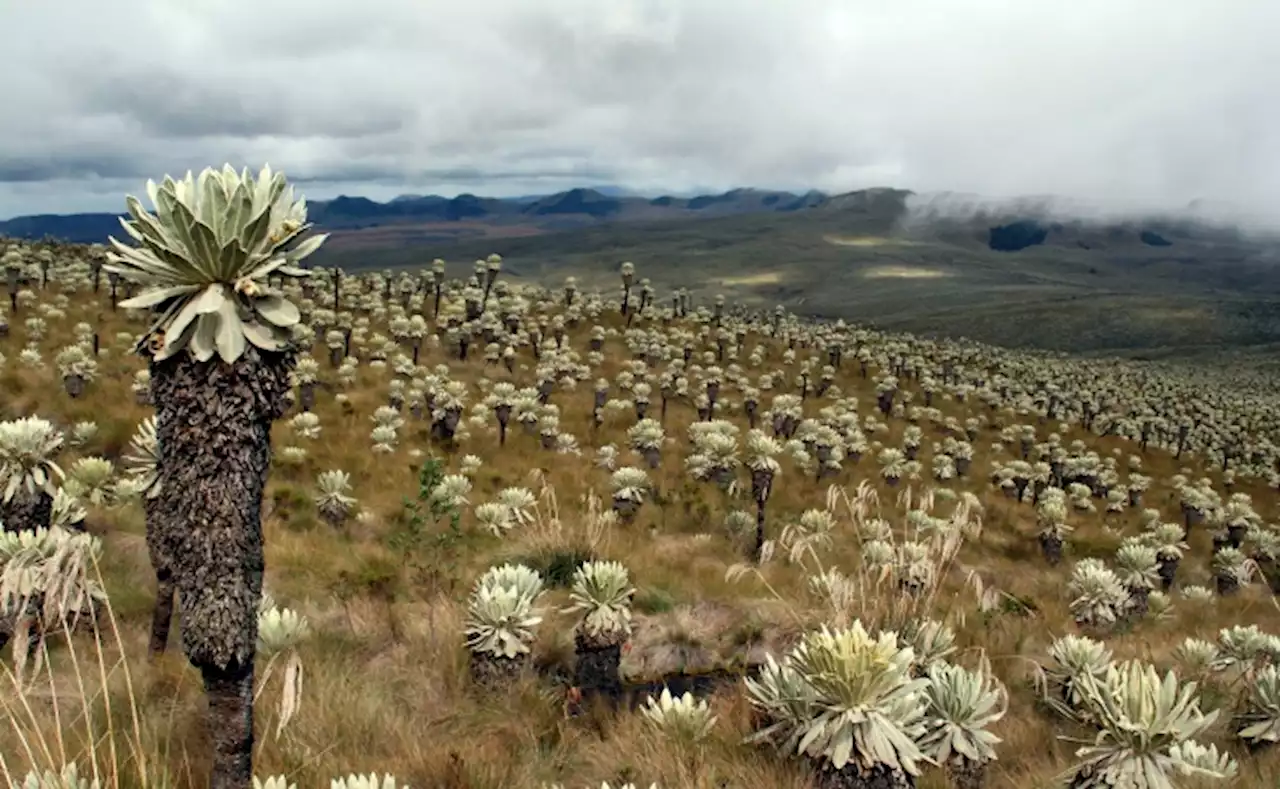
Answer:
1, 271, 1279, 789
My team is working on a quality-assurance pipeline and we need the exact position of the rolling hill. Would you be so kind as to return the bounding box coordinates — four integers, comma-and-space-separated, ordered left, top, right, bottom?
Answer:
310, 188, 1280, 358
5, 185, 1280, 357
0, 187, 827, 244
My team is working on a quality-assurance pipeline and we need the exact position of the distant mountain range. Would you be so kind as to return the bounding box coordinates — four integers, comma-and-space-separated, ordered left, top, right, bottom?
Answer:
6, 183, 1280, 357
0, 187, 832, 245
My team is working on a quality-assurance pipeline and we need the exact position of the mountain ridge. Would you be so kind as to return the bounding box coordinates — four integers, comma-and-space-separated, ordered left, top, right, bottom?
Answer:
4, 184, 1280, 357
0, 186, 835, 244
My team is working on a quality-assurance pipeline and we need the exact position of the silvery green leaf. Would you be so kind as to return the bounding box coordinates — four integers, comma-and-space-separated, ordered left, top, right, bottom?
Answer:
214, 299, 247, 362
167, 291, 214, 344
240, 203, 275, 254
118, 284, 201, 309
256, 295, 300, 328
286, 233, 328, 263
190, 314, 218, 362
242, 320, 281, 351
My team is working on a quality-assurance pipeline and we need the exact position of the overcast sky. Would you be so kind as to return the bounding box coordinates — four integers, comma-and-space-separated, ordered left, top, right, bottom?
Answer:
1, 0, 1277, 223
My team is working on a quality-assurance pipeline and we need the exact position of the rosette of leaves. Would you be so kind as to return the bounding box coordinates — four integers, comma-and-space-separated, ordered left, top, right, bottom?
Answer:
1143, 522, 1189, 591
330, 774, 407, 789
1112, 542, 1160, 619
641, 687, 718, 745
293, 355, 321, 410
1035, 488, 1072, 565
931, 453, 956, 482
685, 420, 741, 489
919, 658, 1007, 789
464, 563, 545, 685
1173, 638, 1219, 679
877, 447, 908, 486
1214, 625, 1274, 675
54, 344, 98, 398
68, 421, 98, 450
64, 457, 115, 507
901, 619, 957, 676
779, 509, 838, 563
429, 473, 471, 512
314, 470, 357, 528
15, 763, 100, 789
289, 412, 322, 441
1211, 546, 1251, 596
626, 418, 665, 469
1067, 559, 1129, 635
783, 622, 930, 788
495, 487, 535, 525
1180, 585, 1214, 604
0, 525, 106, 640
485, 381, 518, 445
0, 416, 66, 533
474, 501, 514, 537
103, 164, 326, 362
1236, 663, 1280, 748
370, 425, 398, 454
1038, 635, 1114, 717
744, 653, 818, 752
256, 604, 311, 737
1063, 661, 1236, 788
131, 368, 152, 405
609, 467, 650, 522
122, 415, 160, 498
49, 487, 88, 531
564, 560, 635, 694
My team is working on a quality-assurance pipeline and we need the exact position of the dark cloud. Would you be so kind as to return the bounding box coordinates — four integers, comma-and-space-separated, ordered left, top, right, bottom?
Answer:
0, 0, 1277, 222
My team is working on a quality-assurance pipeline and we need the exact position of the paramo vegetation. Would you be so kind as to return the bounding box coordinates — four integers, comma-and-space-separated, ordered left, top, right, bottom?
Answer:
0, 165, 1279, 789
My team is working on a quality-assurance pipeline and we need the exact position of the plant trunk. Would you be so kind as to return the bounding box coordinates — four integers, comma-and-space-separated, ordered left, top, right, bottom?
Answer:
149, 345, 293, 788
469, 651, 527, 688
814, 761, 915, 789
1038, 533, 1063, 566
203, 660, 255, 789
1157, 555, 1179, 591
149, 569, 177, 658
1, 489, 52, 533
299, 382, 316, 412
947, 756, 986, 789
141, 488, 181, 658
574, 632, 623, 699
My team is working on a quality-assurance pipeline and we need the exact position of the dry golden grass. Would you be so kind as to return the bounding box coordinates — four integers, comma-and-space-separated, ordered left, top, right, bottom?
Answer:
1, 282, 1279, 789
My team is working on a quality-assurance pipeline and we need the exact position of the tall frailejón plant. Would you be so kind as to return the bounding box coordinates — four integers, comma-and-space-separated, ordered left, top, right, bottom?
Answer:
0, 416, 65, 533
104, 164, 327, 789
564, 560, 636, 699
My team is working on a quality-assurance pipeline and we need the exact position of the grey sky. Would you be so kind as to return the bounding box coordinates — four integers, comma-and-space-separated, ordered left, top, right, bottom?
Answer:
1, 0, 1277, 223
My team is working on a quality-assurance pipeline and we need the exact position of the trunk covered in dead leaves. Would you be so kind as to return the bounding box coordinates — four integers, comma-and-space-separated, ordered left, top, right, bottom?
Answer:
1, 488, 52, 534
814, 762, 915, 789
144, 492, 178, 659
149, 345, 294, 789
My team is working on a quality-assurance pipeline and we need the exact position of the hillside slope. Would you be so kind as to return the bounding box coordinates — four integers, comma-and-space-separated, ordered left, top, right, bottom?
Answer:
8, 185, 1279, 356
312, 189, 1280, 357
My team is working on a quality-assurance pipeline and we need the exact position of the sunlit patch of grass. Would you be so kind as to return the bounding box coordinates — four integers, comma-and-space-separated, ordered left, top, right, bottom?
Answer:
861, 265, 952, 279
718, 272, 782, 286
823, 235, 922, 247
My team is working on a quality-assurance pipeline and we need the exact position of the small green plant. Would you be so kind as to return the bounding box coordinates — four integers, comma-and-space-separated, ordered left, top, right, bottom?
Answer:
387, 457, 465, 591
